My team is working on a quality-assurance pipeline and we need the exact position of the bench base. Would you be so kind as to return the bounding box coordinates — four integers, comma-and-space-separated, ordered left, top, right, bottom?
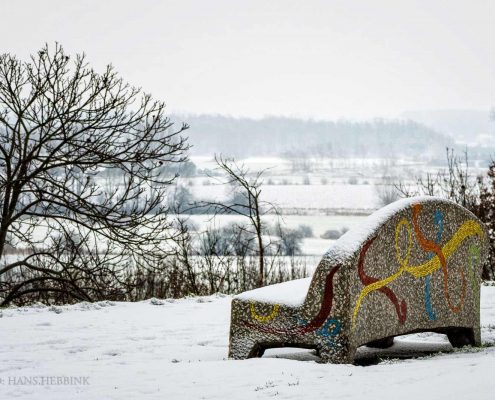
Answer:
230, 326, 481, 364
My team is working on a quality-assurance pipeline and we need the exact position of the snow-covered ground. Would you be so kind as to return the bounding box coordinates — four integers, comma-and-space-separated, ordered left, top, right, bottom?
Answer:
185, 214, 367, 237
2, 285, 495, 400
187, 155, 488, 213
190, 183, 380, 211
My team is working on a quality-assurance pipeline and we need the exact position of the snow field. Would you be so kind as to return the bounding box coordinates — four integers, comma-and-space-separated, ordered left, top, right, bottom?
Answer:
1, 285, 495, 400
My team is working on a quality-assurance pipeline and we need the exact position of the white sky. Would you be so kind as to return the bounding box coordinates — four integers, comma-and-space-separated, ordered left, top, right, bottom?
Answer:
1, 0, 495, 119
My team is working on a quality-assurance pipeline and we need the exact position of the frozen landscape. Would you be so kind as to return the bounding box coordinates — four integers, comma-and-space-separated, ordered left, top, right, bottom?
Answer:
2, 2, 495, 400
2, 284, 495, 400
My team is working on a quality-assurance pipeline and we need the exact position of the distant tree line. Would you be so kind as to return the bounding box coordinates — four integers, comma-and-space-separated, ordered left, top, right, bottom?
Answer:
176, 114, 471, 161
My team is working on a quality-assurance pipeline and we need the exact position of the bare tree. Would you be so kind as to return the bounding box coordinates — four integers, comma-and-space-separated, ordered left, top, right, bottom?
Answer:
375, 176, 400, 206
397, 148, 482, 209
195, 155, 277, 287
0, 44, 189, 305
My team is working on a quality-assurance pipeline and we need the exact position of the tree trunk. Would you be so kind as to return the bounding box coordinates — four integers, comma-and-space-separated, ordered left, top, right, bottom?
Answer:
255, 197, 264, 287
257, 233, 264, 287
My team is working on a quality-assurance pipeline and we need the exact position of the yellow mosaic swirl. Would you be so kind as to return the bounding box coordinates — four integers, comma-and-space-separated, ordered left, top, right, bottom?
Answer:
352, 219, 484, 329
250, 302, 280, 323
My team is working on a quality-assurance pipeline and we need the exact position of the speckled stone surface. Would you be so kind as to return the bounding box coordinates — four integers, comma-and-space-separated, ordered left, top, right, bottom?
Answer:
228, 197, 490, 363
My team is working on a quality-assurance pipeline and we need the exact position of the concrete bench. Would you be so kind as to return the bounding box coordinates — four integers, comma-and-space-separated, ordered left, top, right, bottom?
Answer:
228, 196, 489, 363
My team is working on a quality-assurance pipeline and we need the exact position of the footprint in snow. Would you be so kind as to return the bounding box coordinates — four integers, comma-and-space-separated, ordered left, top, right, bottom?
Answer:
35, 321, 52, 326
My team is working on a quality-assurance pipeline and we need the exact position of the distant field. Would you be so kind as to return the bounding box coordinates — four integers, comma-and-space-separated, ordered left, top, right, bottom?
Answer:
185, 214, 366, 236
190, 183, 379, 212
181, 157, 441, 255
185, 155, 487, 214
7, 156, 487, 258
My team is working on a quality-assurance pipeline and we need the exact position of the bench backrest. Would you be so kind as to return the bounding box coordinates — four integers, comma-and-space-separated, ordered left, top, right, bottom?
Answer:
301, 196, 489, 348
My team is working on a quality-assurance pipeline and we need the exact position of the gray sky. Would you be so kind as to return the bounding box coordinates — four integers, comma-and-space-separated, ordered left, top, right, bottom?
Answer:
1, 0, 495, 119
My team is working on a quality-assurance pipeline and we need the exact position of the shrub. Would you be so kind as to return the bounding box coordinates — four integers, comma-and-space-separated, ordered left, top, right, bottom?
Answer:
296, 224, 314, 238
320, 229, 342, 240
320, 227, 348, 240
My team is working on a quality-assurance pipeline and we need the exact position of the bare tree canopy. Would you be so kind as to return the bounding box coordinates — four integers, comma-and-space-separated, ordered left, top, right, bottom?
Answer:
195, 155, 279, 287
0, 44, 189, 305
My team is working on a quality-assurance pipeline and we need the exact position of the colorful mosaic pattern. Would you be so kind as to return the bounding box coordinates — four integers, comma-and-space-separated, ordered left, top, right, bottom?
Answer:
351, 205, 483, 329
229, 198, 488, 364
241, 265, 340, 337
424, 209, 443, 321
250, 303, 279, 323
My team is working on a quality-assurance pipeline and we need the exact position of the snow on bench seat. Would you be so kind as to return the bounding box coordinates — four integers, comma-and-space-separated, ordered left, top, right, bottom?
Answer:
234, 277, 311, 307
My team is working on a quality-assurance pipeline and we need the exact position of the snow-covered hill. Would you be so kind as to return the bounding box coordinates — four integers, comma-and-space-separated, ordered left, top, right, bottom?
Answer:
2, 286, 495, 399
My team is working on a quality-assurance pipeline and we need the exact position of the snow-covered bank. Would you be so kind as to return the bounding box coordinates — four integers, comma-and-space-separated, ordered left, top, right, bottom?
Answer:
2, 287, 495, 400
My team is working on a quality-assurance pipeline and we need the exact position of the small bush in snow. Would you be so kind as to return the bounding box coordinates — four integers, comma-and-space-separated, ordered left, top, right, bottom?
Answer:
320, 227, 348, 240
296, 224, 314, 238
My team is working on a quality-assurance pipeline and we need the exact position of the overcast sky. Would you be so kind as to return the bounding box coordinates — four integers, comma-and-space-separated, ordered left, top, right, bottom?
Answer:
1, 0, 494, 119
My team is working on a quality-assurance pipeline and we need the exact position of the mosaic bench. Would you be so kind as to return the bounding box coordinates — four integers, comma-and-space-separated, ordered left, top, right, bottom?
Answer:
228, 196, 489, 363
